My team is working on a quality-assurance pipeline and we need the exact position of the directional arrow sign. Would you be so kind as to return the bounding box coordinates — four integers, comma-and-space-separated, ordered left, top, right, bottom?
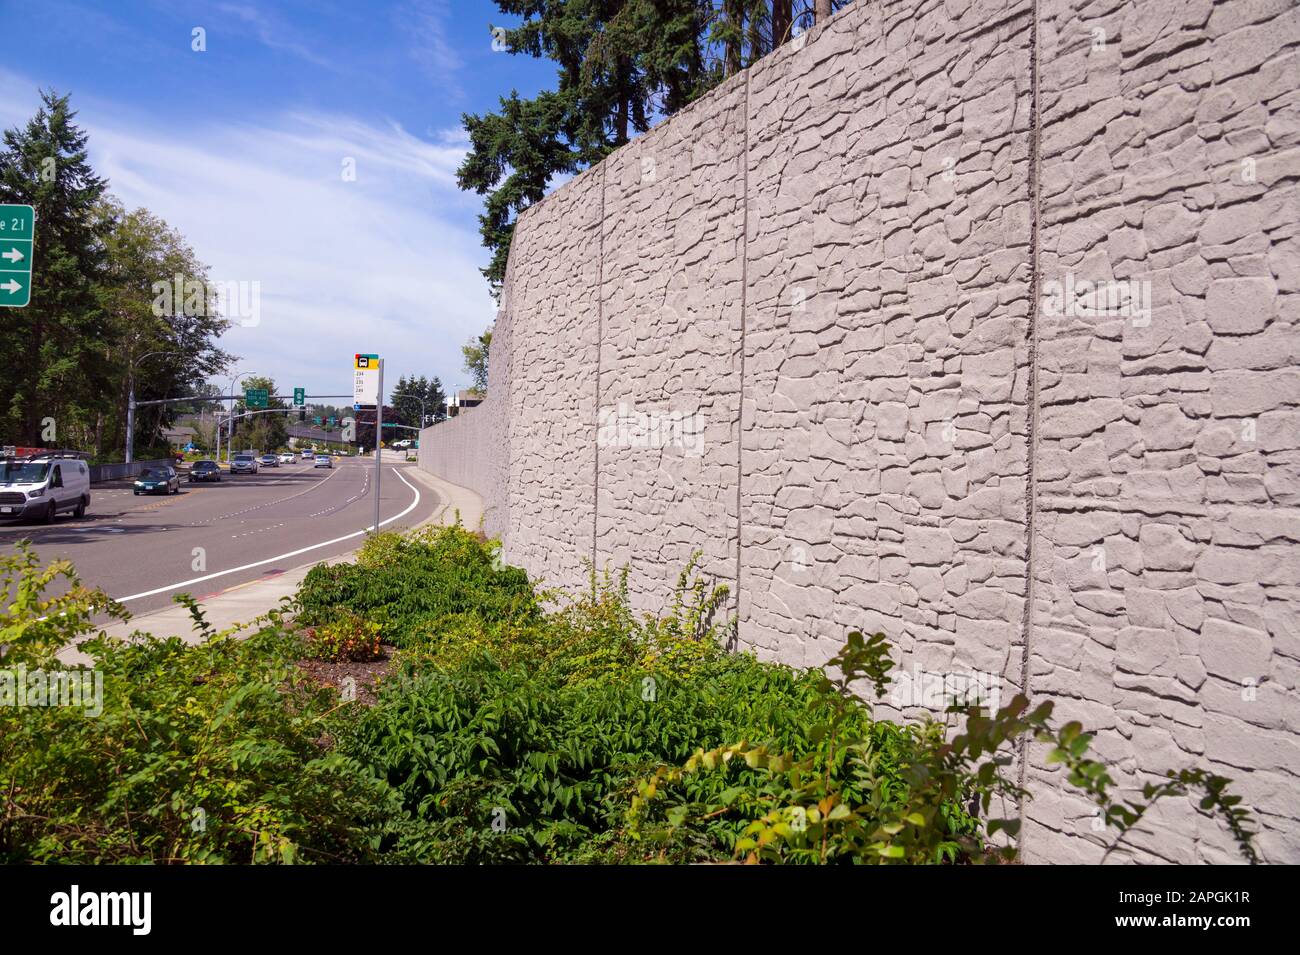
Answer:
245, 387, 269, 409
0, 204, 34, 308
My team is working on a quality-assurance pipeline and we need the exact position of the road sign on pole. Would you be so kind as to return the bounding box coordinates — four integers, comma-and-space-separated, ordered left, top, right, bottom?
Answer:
354, 353, 379, 408
0, 203, 35, 308
373, 358, 384, 534
293, 387, 305, 407
245, 387, 269, 408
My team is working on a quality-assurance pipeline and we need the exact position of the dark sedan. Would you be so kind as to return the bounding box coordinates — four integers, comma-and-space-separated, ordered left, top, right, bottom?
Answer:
188, 460, 222, 482
133, 466, 180, 496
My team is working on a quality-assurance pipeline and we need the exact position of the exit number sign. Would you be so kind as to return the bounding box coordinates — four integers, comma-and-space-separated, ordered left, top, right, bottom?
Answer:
0, 204, 35, 308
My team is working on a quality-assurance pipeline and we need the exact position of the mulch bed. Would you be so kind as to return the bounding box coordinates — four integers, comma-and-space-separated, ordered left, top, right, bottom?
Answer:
296, 645, 397, 707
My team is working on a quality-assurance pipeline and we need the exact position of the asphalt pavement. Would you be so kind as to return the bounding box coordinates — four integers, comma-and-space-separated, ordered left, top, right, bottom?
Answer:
0, 454, 444, 619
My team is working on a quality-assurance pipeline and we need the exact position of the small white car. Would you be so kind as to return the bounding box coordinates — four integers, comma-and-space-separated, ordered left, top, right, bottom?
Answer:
0, 452, 91, 523
278, 453, 294, 464
314, 454, 333, 469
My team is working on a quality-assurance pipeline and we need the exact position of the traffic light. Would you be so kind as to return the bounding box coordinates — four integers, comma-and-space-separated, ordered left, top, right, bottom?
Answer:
299, 408, 306, 422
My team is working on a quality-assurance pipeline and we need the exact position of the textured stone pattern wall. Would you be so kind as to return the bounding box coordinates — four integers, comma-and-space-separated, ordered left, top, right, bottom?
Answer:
417, 405, 499, 528
1026, 0, 1300, 864
596, 75, 748, 614
417, 0, 1300, 862
740, 0, 1036, 704
499, 165, 603, 592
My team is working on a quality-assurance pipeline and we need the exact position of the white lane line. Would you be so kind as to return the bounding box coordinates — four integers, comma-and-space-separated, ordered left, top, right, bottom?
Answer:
214, 466, 344, 521
111, 467, 422, 604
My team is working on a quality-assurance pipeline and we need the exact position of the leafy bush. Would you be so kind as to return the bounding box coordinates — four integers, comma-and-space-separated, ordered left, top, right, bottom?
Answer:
629, 631, 1259, 865
335, 649, 934, 863
0, 550, 400, 864
302, 610, 384, 662
1, 543, 128, 664
294, 526, 540, 648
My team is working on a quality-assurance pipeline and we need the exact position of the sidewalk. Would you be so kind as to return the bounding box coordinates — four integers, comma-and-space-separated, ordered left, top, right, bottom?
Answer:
55, 466, 486, 665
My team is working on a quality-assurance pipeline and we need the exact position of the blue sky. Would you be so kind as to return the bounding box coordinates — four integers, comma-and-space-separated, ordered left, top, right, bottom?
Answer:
1, 0, 558, 399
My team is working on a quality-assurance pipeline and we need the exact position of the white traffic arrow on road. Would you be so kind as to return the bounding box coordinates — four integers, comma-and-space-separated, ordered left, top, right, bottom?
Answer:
1, 248, 22, 263
0, 279, 21, 294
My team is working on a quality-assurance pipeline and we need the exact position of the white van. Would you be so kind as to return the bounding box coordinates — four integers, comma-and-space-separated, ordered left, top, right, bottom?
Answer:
0, 452, 91, 523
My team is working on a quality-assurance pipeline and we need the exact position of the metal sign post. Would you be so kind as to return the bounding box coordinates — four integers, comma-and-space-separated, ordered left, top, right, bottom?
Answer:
373, 358, 383, 534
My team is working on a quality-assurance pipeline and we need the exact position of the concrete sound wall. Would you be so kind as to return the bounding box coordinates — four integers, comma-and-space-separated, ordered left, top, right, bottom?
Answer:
420, 0, 1300, 863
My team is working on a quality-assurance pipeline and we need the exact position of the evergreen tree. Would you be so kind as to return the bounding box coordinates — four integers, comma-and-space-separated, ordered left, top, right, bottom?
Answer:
0, 90, 112, 446
458, 1, 713, 296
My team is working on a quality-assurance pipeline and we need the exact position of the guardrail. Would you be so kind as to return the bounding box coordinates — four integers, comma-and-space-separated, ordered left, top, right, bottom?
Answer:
89, 459, 173, 484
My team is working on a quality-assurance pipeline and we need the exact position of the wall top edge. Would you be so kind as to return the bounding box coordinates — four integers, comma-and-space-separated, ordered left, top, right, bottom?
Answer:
509, 3, 851, 234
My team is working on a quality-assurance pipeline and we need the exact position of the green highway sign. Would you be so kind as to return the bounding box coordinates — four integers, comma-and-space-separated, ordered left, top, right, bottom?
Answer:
245, 387, 269, 408
327, 416, 336, 427
313, 416, 322, 425
0, 204, 35, 308
293, 387, 305, 407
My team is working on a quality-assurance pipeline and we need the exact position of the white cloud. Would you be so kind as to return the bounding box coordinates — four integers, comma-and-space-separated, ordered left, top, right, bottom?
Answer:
397, 0, 465, 99
0, 69, 496, 399
215, 3, 335, 69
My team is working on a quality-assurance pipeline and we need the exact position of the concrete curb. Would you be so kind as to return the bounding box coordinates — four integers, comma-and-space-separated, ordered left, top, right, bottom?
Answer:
56, 463, 488, 664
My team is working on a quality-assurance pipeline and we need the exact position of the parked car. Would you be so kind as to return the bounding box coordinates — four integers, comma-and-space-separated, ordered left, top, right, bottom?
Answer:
231, 454, 258, 474
188, 460, 222, 482
278, 453, 295, 464
0, 451, 91, 523
134, 466, 180, 496
314, 454, 333, 469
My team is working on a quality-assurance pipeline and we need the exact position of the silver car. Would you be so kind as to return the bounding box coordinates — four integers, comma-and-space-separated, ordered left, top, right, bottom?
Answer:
314, 454, 333, 469
231, 454, 258, 474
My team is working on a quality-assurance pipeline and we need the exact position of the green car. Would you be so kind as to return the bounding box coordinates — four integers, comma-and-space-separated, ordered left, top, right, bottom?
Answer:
134, 466, 180, 496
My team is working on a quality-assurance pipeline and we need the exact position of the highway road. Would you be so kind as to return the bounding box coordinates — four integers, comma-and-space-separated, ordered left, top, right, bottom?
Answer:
0, 455, 441, 619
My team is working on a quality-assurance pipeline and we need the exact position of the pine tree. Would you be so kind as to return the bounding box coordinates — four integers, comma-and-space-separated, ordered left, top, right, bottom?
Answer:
0, 90, 112, 445
457, 1, 712, 297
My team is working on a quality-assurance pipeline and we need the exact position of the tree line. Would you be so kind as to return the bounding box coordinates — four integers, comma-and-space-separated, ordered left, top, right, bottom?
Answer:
458, 0, 849, 296
0, 90, 234, 460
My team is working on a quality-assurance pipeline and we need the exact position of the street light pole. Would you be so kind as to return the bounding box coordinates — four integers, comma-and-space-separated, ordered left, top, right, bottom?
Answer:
126, 369, 136, 465
125, 350, 180, 465
220, 371, 258, 463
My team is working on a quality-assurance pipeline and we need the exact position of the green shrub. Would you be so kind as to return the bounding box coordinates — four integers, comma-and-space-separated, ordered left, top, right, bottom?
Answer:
302, 610, 384, 662
335, 648, 933, 864
629, 631, 1259, 865
0, 549, 400, 864
294, 525, 540, 647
